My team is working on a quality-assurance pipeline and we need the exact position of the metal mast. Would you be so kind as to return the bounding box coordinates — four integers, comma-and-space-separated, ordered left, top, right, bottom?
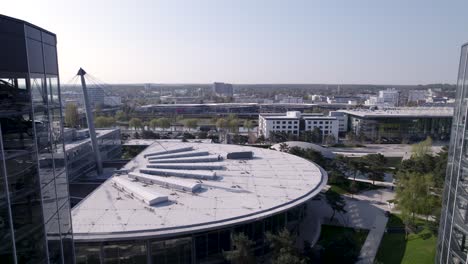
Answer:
77, 68, 103, 175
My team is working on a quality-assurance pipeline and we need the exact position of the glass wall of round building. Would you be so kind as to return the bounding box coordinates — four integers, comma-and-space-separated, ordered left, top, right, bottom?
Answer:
0, 15, 74, 263
437, 43, 468, 264
74, 204, 307, 264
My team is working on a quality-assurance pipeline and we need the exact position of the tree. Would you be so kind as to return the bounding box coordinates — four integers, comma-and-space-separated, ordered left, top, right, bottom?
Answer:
228, 119, 239, 134
324, 134, 336, 145
115, 110, 127, 121
216, 118, 229, 142
64, 103, 79, 128
266, 229, 306, 264
95, 116, 115, 128
184, 119, 198, 131
411, 136, 433, 158
325, 189, 347, 222
223, 233, 255, 264
158, 118, 171, 131
395, 172, 435, 222
244, 120, 255, 143
367, 166, 385, 185
349, 159, 367, 182
129, 118, 143, 130
149, 118, 160, 130
279, 143, 290, 152
363, 154, 387, 185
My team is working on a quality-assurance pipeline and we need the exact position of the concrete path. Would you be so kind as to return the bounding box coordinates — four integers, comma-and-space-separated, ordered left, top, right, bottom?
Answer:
356, 212, 388, 264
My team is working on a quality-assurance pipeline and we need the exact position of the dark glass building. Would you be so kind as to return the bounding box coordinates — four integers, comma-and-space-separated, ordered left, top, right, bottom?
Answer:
437, 43, 468, 264
0, 14, 74, 263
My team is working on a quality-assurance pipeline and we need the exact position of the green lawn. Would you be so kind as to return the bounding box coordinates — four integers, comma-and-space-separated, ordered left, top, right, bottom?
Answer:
376, 215, 437, 264
329, 180, 382, 195
318, 225, 369, 250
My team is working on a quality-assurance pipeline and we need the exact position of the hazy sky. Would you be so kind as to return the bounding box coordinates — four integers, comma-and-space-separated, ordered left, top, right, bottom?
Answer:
3, 0, 468, 84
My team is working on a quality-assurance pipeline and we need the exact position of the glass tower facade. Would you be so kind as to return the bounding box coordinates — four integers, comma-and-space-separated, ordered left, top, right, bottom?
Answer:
437, 43, 468, 264
0, 15, 74, 263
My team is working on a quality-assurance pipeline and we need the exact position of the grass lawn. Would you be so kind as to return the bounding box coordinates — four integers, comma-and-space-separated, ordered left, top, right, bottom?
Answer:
330, 180, 382, 195
376, 215, 437, 264
318, 225, 369, 250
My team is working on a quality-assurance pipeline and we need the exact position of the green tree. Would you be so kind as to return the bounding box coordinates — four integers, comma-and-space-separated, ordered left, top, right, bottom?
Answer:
411, 136, 433, 158
64, 103, 79, 128
228, 119, 239, 134
223, 233, 255, 264
349, 159, 368, 182
266, 229, 306, 264
184, 119, 198, 131
363, 154, 387, 185
158, 118, 171, 131
95, 116, 115, 128
396, 172, 435, 222
325, 189, 347, 222
324, 134, 336, 145
115, 110, 127, 121
243, 120, 254, 132
149, 118, 160, 130
129, 118, 143, 130
279, 143, 290, 152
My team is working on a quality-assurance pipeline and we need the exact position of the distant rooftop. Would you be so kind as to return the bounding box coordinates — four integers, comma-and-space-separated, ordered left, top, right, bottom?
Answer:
72, 142, 326, 241
260, 111, 325, 119
64, 129, 119, 152
338, 107, 454, 118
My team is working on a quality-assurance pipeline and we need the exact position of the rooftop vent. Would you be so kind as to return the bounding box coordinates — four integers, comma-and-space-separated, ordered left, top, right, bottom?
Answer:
147, 151, 210, 160
128, 172, 201, 192
144, 146, 194, 158
139, 168, 217, 180
111, 176, 168, 206
148, 155, 222, 164
226, 151, 253, 160
147, 163, 224, 170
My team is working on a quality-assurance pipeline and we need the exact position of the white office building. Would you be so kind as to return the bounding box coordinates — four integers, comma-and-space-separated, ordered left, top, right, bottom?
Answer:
258, 111, 339, 141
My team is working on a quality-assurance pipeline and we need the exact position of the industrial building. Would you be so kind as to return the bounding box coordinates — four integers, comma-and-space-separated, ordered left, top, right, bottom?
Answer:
258, 111, 339, 141
0, 14, 75, 263
337, 107, 453, 143
72, 142, 327, 263
437, 42, 468, 264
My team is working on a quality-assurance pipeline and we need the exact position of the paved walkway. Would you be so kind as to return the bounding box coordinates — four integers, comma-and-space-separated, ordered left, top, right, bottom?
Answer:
356, 212, 388, 264
298, 188, 395, 263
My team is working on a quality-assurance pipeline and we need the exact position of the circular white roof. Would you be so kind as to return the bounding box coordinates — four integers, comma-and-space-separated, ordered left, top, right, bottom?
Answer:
72, 142, 327, 241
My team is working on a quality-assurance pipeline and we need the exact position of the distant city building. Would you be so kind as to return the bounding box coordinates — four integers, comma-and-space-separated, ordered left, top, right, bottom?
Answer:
62, 91, 84, 106
258, 111, 339, 141
72, 142, 327, 263
407, 90, 428, 104
274, 94, 304, 104
87, 86, 105, 106
311, 94, 327, 102
159, 95, 203, 104
136, 103, 319, 118
365, 88, 400, 107
103, 96, 122, 106
337, 107, 453, 143
329, 111, 349, 134
326, 96, 361, 104
213, 82, 234, 97
279, 96, 304, 104
0, 14, 75, 263
437, 42, 468, 264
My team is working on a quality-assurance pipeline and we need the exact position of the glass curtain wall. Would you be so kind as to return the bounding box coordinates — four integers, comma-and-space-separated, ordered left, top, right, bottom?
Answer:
437, 43, 468, 264
0, 17, 75, 263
